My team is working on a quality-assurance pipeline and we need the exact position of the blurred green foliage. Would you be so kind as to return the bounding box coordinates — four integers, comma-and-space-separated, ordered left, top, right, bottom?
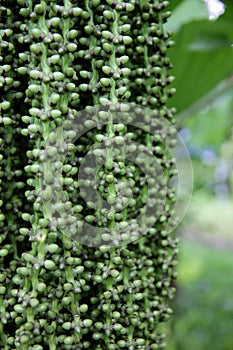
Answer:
166, 240, 233, 350
183, 91, 233, 196
163, 1, 233, 349
185, 93, 232, 150
166, 0, 233, 114
185, 192, 233, 239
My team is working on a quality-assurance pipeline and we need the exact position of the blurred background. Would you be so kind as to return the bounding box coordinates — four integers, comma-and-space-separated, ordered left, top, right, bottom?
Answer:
164, 0, 233, 349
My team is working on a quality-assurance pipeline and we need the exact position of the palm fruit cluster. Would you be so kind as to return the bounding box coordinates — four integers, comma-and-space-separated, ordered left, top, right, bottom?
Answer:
0, 1, 178, 349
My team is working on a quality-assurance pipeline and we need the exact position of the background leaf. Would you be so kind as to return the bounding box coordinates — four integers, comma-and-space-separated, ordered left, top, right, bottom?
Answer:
166, 0, 233, 114
165, 0, 209, 33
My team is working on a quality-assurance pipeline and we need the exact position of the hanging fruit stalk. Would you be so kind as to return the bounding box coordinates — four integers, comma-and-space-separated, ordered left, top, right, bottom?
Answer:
0, 1, 178, 349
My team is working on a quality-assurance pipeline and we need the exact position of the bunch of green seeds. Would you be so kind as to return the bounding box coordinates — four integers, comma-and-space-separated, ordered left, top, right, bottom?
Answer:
0, 1, 178, 349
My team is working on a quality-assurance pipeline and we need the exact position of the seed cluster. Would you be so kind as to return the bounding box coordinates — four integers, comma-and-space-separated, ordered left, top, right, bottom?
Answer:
0, 1, 178, 349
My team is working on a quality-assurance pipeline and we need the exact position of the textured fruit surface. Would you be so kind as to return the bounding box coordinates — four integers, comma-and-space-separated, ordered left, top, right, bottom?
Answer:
0, 1, 178, 349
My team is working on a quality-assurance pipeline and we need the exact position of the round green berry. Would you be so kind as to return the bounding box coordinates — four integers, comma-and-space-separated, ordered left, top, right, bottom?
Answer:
92, 333, 102, 340
80, 304, 88, 313
44, 260, 56, 270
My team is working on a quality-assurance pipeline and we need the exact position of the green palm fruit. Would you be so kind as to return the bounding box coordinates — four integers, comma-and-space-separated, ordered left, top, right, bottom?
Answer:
0, 1, 178, 349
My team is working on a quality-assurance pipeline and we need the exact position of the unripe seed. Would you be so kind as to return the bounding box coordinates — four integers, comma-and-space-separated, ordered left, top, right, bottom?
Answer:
2, 117, 12, 125
32, 345, 43, 350
94, 321, 103, 330
51, 109, 62, 119
22, 213, 31, 221
118, 340, 126, 348
72, 7, 82, 16
30, 43, 42, 54
66, 82, 76, 91
62, 296, 71, 305
126, 3, 134, 11
113, 323, 123, 331
106, 174, 114, 183
121, 68, 131, 76
38, 218, 48, 228
64, 336, 73, 345
102, 65, 111, 75
62, 322, 72, 330
36, 282, 46, 292
83, 319, 92, 327
79, 84, 89, 92
99, 97, 109, 105
30, 28, 41, 39
80, 304, 88, 313
0, 249, 8, 257
53, 72, 65, 81
93, 333, 102, 340
44, 260, 56, 270
0, 101, 10, 110
0, 286, 6, 294
68, 29, 78, 39
67, 43, 77, 53
14, 304, 24, 313
30, 70, 41, 79
49, 54, 60, 65
30, 298, 39, 307
103, 43, 112, 53
123, 36, 132, 45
